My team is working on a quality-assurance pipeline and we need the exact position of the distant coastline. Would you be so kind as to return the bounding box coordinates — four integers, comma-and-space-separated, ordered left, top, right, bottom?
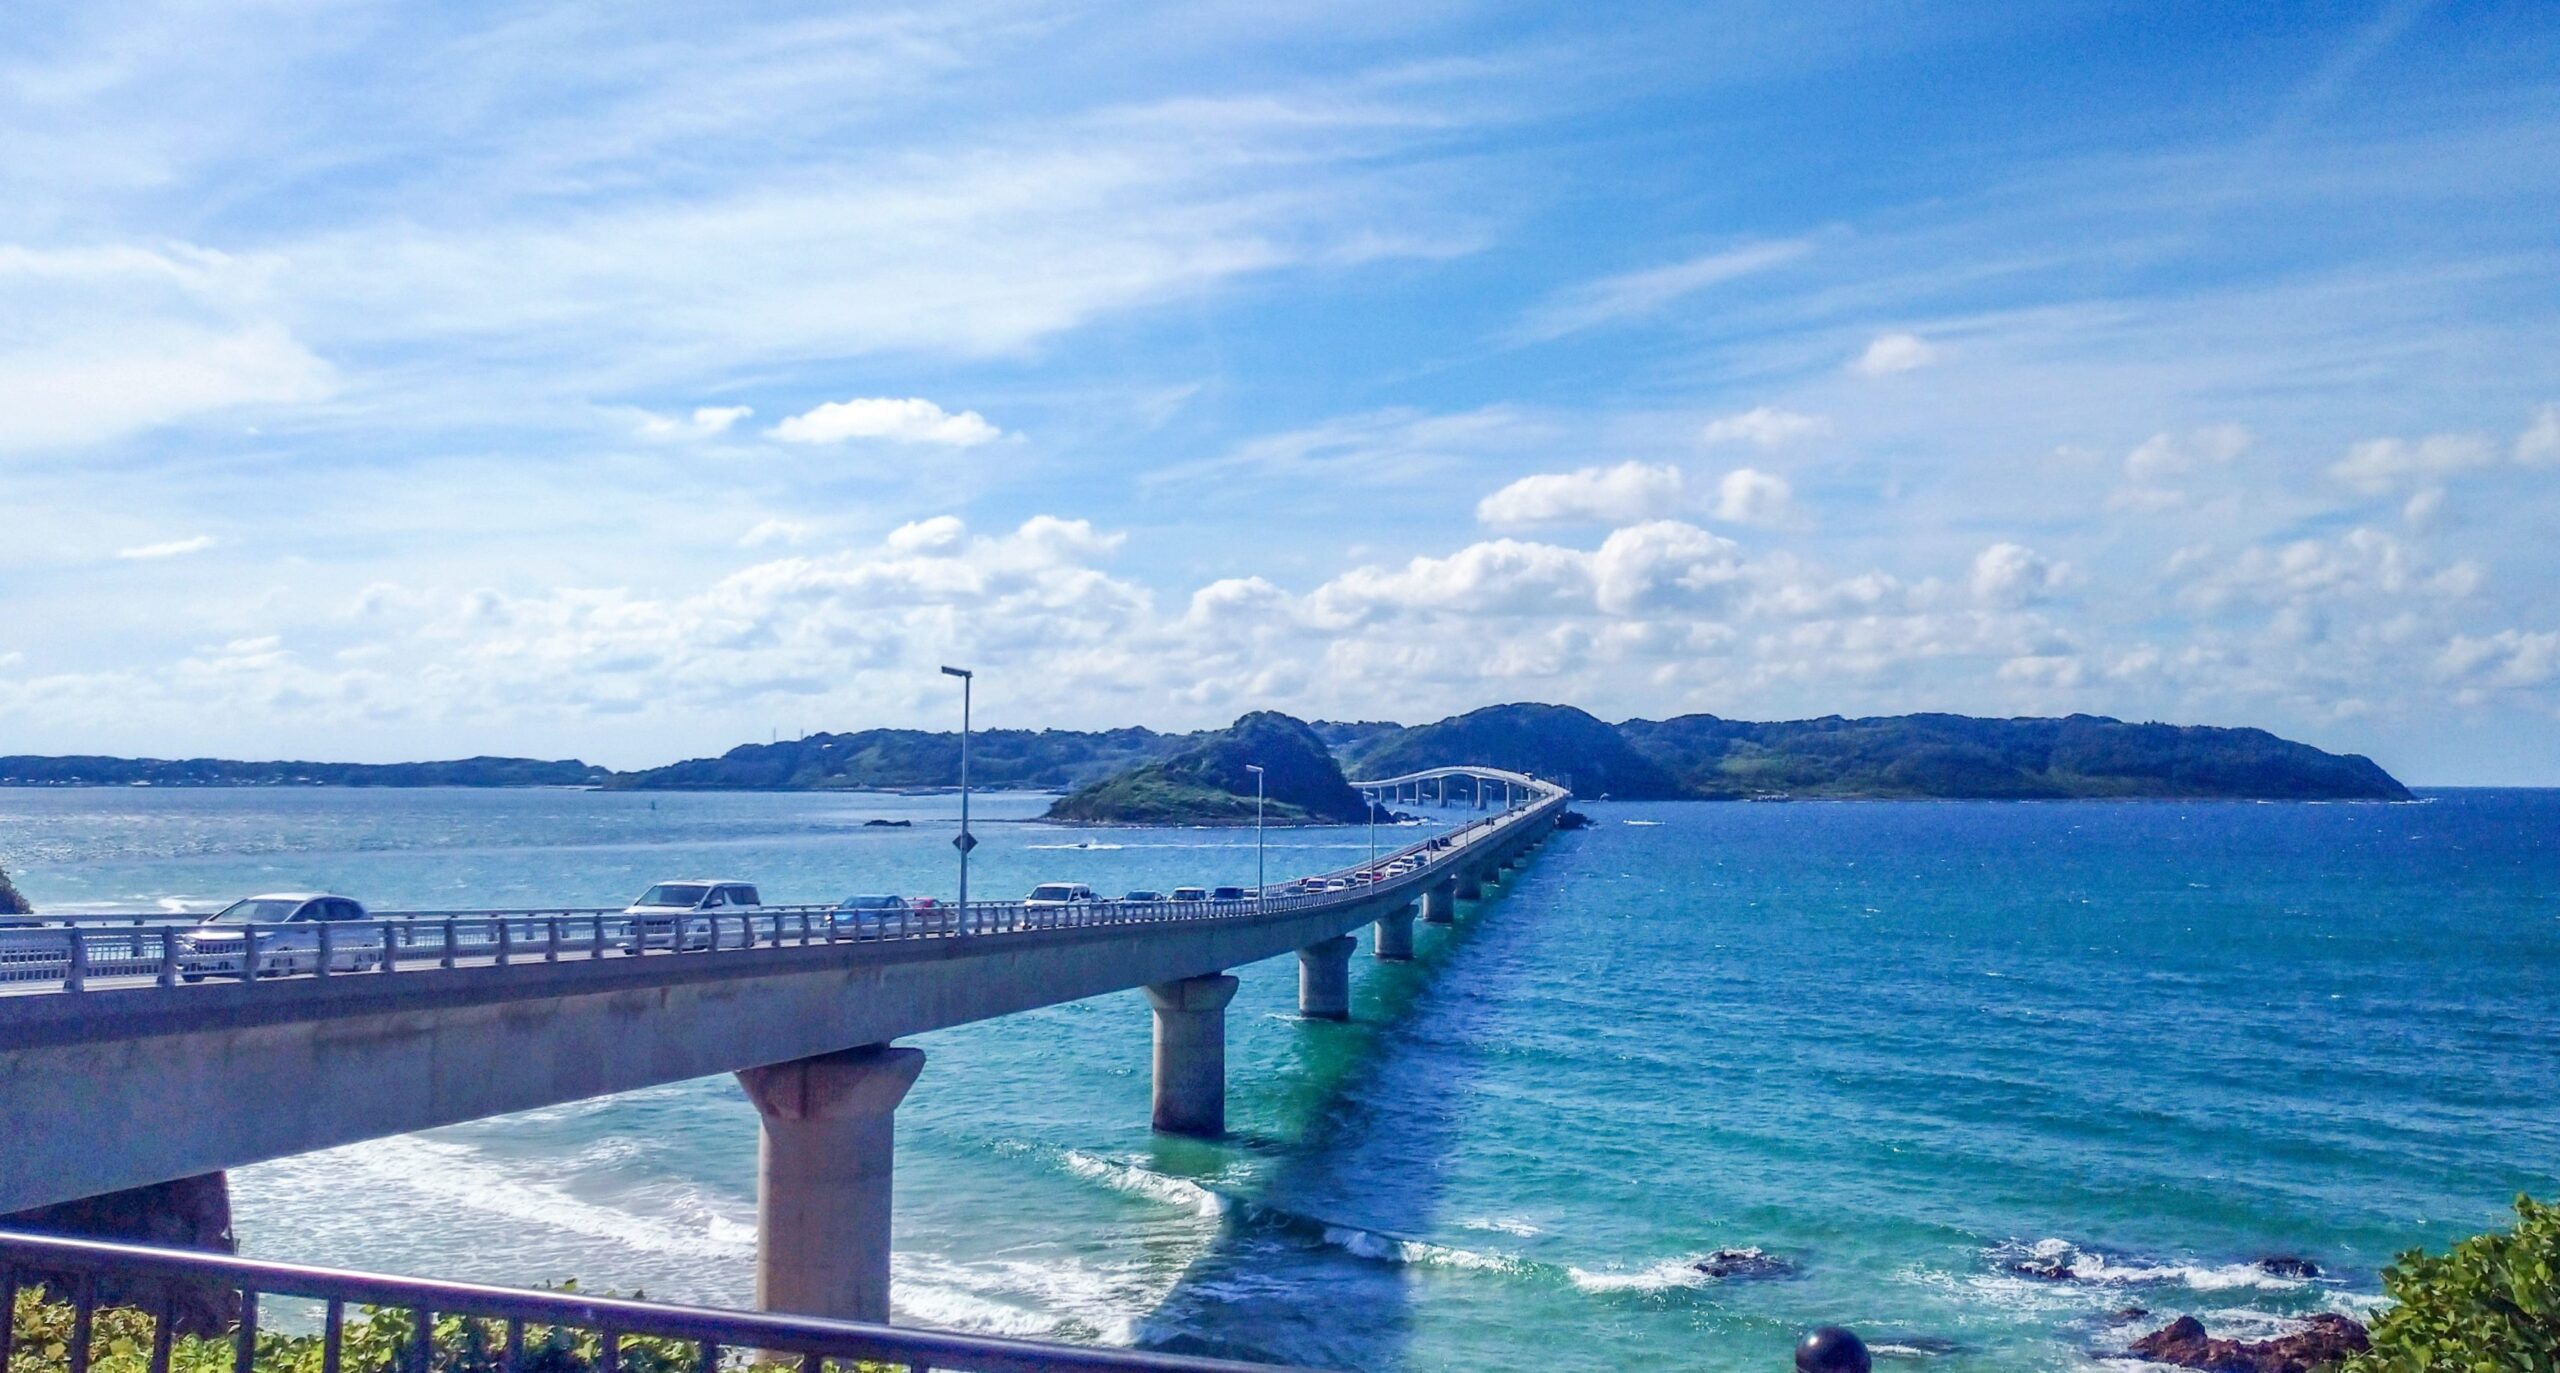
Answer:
0, 703, 2413, 803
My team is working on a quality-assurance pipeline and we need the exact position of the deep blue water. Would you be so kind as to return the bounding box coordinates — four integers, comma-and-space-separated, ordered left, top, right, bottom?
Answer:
6, 787, 2555, 1373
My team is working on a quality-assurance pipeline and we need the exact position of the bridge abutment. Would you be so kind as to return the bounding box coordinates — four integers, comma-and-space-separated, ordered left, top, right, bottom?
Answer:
1297, 935, 1356, 1019
1373, 904, 1416, 959
1422, 882, 1456, 924
1145, 973, 1240, 1136
736, 1043, 925, 1324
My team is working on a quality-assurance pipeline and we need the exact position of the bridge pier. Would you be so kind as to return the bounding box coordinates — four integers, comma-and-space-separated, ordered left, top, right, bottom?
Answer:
1422, 882, 1456, 925
736, 1043, 925, 1324
1454, 868, 1484, 901
1297, 935, 1356, 1019
1146, 974, 1240, 1136
1373, 904, 1416, 960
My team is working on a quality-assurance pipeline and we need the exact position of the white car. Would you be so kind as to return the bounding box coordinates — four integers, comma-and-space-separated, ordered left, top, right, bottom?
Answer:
181, 893, 381, 978
625, 880, 762, 950
1023, 883, 1097, 908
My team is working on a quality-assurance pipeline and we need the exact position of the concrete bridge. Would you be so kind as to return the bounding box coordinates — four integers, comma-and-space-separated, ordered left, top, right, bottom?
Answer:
0, 768, 1569, 1324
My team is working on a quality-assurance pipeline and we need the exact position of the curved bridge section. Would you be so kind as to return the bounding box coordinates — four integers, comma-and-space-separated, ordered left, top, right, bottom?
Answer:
0, 769, 1572, 1325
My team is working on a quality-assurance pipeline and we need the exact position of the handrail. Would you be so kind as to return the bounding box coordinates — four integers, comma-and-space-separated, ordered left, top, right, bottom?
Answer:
0, 1228, 1313, 1373
0, 786, 1569, 997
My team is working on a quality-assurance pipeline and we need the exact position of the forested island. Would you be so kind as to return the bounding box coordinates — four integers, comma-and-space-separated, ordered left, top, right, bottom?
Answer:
0, 705, 2410, 804
1044, 713, 1367, 825
0, 755, 606, 788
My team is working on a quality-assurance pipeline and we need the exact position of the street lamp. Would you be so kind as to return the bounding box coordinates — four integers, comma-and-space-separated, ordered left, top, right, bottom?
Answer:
940, 666, 974, 912
1366, 790, 1378, 873
1244, 764, 1265, 903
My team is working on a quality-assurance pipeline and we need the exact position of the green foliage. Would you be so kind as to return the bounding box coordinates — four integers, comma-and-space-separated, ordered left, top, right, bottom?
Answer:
0, 863, 29, 916
2344, 1196, 2560, 1373
6, 1285, 895, 1373
1348, 703, 1686, 800
1047, 712, 1366, 825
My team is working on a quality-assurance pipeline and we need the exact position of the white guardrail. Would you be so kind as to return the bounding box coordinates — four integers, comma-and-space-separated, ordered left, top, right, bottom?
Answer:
0, 772, 1567, 995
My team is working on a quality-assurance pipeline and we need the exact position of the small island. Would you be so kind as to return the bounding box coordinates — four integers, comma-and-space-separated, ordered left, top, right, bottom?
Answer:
1044, 712, 1370, 825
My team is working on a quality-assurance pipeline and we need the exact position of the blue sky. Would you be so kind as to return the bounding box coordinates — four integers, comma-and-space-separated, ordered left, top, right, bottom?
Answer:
3, 1, 2557, 781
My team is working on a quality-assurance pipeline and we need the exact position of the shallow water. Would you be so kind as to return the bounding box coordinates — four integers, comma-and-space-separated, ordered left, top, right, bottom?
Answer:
8, 787, 2556, 1372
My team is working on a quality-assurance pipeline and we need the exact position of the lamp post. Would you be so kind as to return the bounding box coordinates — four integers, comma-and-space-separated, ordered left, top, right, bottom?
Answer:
1366, 791, 1377, 873
940, 666, 974, 912
1245, 764, 1265, 904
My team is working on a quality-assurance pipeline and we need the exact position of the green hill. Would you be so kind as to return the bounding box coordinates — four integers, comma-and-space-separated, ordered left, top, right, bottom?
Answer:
1046, 712, 1367, 825
608, 727, 1188, 791
0, 755, 606, 787
1346, 703, 1688, 799
1614, 712, 2412, 800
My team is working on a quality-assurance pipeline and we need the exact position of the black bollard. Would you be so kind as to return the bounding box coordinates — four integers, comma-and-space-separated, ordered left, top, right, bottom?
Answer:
1796, 1326, 1871, 1373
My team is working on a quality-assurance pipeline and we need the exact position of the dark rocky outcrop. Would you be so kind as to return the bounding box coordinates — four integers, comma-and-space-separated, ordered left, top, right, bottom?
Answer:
1046, 712, 1367, 825
2126, 1314, 2369, 1373
1692, 1247, 1800, 1280
2, 1174, 240, 1334
2255, 1255, 2322, 1279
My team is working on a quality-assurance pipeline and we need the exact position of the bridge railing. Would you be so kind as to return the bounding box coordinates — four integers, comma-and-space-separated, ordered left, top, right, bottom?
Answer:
0, 1228, 1311, 1373
0, 785, 1568, 995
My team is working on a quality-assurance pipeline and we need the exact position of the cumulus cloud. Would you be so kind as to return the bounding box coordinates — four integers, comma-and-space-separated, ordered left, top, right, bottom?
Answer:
2174, 528, 2483, 611
1476, 462, 1684, 526
2330, 432, 2500, 492
2513, 403, 2559, 465
1851, 331, 1936, 376
2438, 629, 2560, 694
2123, 424, 2251, 482
1699, 407, 1830, 449
770, 397, 1003, 446
1971, 542, 2070, 607
1709, 468, 1796, 525
116, 535, 217, 560
637, 405, 752, 440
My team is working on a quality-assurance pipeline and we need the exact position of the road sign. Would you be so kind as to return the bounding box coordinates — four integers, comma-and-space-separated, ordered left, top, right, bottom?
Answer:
953, 831, 978, 853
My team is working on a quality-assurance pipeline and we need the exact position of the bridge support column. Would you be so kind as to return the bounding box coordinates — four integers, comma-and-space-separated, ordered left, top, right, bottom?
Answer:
1297, 935, 1356, 1019
1454, 868, 1484, 901
736, 1043, 925, 1324
1146, 974, 1240, 1136
1422, 882, 1456, 925
1373, 904, 1415, 959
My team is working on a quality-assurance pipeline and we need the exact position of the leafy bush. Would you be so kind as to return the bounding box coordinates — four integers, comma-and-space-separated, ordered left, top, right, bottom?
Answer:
6, 1284, 892, 1373
0, 864, 29, 916
2344, 1195, 2560, 1373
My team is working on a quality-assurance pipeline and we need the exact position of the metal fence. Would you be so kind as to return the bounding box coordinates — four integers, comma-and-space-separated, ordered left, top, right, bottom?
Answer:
0, 1229, 1311, 1373
1, 787, 1567, 996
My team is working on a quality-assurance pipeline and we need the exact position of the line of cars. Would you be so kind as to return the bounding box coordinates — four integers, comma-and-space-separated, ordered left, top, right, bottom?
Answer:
90, 847, 1461, 980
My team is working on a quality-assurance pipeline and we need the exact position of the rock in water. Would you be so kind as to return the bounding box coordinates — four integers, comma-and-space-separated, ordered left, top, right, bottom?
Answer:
2127, 1314, 2368, 1373
3, 1173, 239, 1334
1693, 1246, 1801, 1280
2254, 1255, 2322, 1279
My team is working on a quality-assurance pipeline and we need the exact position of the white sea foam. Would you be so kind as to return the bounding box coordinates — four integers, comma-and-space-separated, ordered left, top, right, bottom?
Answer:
1459, 1215, 1545, 1238
1566, 1256, 1713, 1294
1995, 1238, 2316, 1292
254, 1134, 757, 1262
1317, 1225, 1528, 1275
1621, 820, 1664, 827
1058, 1150, 1230, 1218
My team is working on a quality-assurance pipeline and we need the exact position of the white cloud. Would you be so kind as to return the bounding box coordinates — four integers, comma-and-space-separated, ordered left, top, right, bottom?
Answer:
1709, 467, 1796, 526
1971, 542, 2070, 607
638, 406, 753, 441
2123, 424, 2251, 481
1476, 462, 1684, 526
2175, 528, 2483, 610
2513, 403, 2559, 465
1699, 407, 1831, 449
770, 397, 1002, 447
884, 516, 967, 555
1513, 240, 1810, 341
1851, 331, 1937, 377
116, 535, 217, 560
2331, 431, 2500, 492
2438, 630, 2560, 691
739, 518, 811, 548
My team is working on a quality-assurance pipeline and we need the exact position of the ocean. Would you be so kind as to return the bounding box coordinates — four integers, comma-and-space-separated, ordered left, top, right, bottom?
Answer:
6, 786, 2556, 1373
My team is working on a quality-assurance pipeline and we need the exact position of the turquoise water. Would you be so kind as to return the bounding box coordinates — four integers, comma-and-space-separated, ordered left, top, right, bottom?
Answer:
7, 788, 2557, 1372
